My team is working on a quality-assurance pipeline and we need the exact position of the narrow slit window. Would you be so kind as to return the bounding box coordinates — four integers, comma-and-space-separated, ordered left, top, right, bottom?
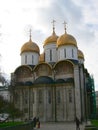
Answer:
25, 55, 27, 64
50, 49, 52, 61
72, 49, 74, 58
48, 91, 51, 104
64, 49, 66, 58
57, 90, 61, 103
69, 89, 72, 103
32, 55, 34, 64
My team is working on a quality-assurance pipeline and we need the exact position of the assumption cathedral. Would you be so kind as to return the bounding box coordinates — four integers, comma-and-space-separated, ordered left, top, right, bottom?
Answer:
10, 21, 92, 122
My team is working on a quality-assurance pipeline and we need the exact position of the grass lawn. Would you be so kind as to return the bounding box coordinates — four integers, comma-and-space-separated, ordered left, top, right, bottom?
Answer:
91, 120, 98, 127
0, 121, 24, 128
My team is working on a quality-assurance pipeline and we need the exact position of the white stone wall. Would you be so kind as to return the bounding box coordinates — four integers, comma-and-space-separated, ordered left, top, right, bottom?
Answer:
44, 43, 57, 63
79, 65, 85, 120
19, 85, 75, 121
13, 60, 85, 122
16, 84, 76, 121
58, 45, 78, 61
21, 52, 39, 65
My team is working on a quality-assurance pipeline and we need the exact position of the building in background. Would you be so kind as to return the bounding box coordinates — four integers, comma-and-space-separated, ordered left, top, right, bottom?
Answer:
10, 22, 96, 122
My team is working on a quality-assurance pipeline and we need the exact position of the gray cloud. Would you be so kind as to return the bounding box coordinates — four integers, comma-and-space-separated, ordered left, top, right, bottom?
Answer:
35, 0, 83, 24
33, 0, 95, 45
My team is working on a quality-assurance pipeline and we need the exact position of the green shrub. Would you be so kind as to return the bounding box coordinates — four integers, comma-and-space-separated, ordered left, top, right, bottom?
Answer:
91, 120, 98, 127
0, 122, 23, 128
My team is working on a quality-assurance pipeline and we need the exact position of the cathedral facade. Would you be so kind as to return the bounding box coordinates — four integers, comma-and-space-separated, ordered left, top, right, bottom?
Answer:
11, 23, 88, 122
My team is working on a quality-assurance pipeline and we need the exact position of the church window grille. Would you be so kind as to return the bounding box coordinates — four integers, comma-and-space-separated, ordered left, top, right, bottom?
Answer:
48, 91, 51, 104
25, 55, 27, 64
50, 49, 52, 61
69, 89, 72, 103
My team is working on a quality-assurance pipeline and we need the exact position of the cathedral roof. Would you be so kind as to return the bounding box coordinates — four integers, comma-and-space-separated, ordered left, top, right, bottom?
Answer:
57, 33, 77, 47
21, 38, 40, 54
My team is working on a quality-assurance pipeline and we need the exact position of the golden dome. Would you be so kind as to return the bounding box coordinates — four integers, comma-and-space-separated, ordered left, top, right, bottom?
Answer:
39, 52, 45, 62
57, 33, 77, 47
43, 31, 58, 46
78, 49, 84, 59
21, 38, 40, 54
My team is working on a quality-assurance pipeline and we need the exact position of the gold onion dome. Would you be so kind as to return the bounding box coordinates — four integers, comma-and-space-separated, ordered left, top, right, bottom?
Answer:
44, 20, 58, 46
78, 49, 84, 59
21, 38, 40, 54
43, 31, 58, 46
57, 33, 77, 47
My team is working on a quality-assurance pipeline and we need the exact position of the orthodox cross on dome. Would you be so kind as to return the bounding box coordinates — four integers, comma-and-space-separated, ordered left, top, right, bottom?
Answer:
51, 19, 56, 34
29, 28, 32, 41
63, 21, 67, 33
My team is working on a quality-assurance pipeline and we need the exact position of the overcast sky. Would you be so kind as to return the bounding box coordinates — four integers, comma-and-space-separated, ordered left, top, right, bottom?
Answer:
0, 0, 98, 90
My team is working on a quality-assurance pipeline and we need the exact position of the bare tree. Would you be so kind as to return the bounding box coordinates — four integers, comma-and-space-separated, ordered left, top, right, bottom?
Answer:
0, 54, 9, 86
0, 73, 7, 85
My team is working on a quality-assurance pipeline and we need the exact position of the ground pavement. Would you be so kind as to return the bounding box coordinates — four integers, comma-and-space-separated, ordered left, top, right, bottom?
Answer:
36, 122, 86, 130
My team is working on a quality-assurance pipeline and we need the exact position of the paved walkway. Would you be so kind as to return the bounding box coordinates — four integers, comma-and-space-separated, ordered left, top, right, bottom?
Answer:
36, 122, 86, 130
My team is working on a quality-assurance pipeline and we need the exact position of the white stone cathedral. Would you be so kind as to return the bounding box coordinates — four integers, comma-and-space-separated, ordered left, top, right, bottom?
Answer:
11, 22, 88, 122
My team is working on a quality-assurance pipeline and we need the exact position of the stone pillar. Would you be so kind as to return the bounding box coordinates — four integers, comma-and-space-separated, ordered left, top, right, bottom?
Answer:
74, 65, 81, 119
79, 65, 85, 121
44, 86, 47, 121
